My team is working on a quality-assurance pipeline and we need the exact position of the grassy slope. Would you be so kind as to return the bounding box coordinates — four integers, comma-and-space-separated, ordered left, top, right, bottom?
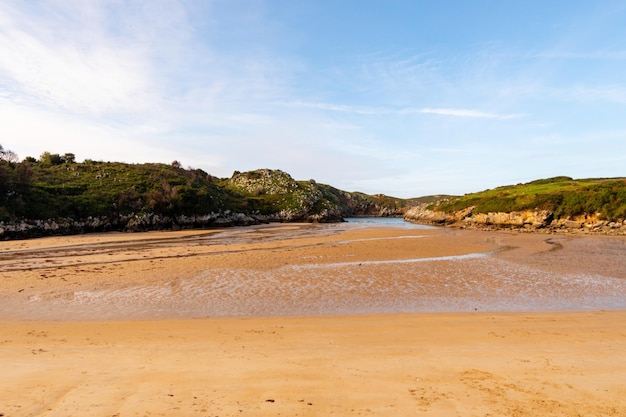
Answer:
6, 159, 623, 224
431, 176, 626, 222
0, 162, 406, 221
1, 160, 230, 220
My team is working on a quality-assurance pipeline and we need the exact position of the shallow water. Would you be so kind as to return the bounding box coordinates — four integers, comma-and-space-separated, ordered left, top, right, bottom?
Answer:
108, 260, 623, 317
7, 250, 626, 320
343, 217, 436, 229
2, 222, 625, 320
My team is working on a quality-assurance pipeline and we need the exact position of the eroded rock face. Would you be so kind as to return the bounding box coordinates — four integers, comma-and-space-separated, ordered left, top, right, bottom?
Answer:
402, 205, 456, 224
465, 210, 553, 228
0, 205, 347, 239
0, 212, 264, 240
226, 169, 404, 223
404, 205, 625, 234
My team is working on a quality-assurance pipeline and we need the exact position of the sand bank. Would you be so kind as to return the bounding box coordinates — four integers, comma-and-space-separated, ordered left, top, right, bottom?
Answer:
1, 312, 625, 416
1, 223, 625, 415
1, 223, 624, 319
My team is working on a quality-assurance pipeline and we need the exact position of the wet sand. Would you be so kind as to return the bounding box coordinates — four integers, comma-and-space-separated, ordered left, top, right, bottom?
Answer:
1, 223, 625, 415
1, 223, 624, 319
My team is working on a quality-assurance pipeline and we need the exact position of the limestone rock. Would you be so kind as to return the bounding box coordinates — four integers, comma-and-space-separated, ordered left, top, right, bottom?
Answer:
404, 203, 625, 235
403, 205, 455, 224
465, 210, 553, 228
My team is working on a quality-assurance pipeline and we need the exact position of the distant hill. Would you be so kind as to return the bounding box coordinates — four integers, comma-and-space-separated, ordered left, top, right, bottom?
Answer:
405, 194, 456, 206
405, 176, 626, 233
431, 176, 626, 220
3, 147, 625, 237
0, 151, 410, 238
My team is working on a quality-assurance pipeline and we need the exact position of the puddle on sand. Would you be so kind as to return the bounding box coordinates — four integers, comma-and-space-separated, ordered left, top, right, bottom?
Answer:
5, 254, 625, 320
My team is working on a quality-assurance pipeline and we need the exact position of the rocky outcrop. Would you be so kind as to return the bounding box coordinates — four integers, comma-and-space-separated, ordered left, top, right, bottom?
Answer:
0, 211, 263, 240
228, 169, 297, 195
465, 209, 553, 228
549, 213, 626, 233
404, 205, 626, 234
340, 192, 407, 217
225, 169, 402, 222
1, 159, 417, 239
0, 205, 353, 240
402, 205, 471, 225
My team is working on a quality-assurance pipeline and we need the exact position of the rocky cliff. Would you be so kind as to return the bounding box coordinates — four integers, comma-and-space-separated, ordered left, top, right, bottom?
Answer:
0, 211, 264, 240
225, 169, 408, 222
404, 204, 626, 234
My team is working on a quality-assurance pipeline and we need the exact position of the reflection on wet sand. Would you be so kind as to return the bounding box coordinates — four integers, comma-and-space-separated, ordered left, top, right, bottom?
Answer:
1, 222, 625, 320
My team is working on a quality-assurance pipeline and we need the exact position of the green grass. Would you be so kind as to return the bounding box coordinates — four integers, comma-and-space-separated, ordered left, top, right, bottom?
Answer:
7, 155, 621, 225
431, 177, 626, 221
0, 162, 406, 222
1, 160, 229, 220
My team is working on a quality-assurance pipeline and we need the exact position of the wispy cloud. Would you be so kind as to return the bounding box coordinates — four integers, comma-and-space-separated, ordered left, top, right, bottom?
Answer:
0, 1, 291, 145
0, 0, 624, 198
532, 50, 626, 60
0, 1, 161, 115
285, 101, 383, 115
416, 107, 523, 119
552, 85, 626, 104
427, 147, 477, 154
286, 101, 523, 120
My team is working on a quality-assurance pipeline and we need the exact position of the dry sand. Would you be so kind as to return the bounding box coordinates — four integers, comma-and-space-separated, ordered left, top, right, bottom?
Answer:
1, 222, 625, 416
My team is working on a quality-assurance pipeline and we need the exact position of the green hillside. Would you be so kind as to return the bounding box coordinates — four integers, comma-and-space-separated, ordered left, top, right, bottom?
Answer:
4, 146, 624, 232
0, 149, 407, 224
431, 176, 626, 221
0, 157, 228, 221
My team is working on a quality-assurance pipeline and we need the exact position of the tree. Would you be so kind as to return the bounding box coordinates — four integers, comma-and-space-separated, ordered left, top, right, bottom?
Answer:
63, 153, 76, 164
40, 151, 63, 165
0, 144, 19, 163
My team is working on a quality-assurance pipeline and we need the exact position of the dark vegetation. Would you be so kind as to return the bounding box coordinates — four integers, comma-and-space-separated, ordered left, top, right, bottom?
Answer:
0, 146, 407, 223
1, 151, 227, 221
407, 194, 456, 205
431, 176, 626, 222
3, 145, 624, 227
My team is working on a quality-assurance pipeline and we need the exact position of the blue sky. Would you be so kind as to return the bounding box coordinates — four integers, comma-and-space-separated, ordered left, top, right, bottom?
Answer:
1, 1, 625, 197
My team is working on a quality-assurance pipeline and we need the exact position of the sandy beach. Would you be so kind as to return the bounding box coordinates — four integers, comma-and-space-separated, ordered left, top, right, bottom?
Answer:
1, 222, 625, 416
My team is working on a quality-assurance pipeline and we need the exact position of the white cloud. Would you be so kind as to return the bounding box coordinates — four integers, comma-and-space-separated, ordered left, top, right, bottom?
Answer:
0, 1, 158, 115
416, 108, 523, 120
0, 97, 189, 161
554, 84, 626, 104
532, 50, 626, 60
286, 101, 382, 115
286, 101, 523, 120
0, 1, 624, 199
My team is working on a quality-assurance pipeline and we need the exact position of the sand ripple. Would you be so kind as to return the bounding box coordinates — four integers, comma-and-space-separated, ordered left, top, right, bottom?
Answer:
7, 254, 625, 320
2, 224, 625, 320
